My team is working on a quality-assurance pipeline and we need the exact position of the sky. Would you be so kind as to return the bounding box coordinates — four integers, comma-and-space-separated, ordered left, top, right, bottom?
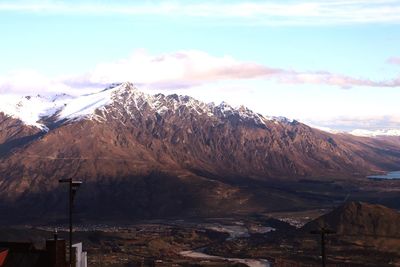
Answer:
1, 0, 400, 131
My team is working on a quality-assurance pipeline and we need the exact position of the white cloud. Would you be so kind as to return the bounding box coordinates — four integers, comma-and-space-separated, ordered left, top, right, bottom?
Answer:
349, 128, 400, 137
2, 50, 400, 96
388, 57, 400, 65
0, 70, 72, 95
307, 115, 400, 131
66, 50, 400, 90
1, 1, 400, 26
70, 50, 283, 89
0, 70, 101, 96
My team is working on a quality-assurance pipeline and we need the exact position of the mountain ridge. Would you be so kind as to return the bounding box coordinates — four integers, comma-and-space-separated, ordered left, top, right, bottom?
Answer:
1, 82, 400, 181
2, 82, 400, 138
0, 82, 305, 133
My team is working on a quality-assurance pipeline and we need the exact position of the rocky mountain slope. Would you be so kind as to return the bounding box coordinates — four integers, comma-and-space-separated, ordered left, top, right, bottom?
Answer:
298, 202, 400, 265
0, 82, 400, 221
303, 201, 400, 237
0, 113, 43, 157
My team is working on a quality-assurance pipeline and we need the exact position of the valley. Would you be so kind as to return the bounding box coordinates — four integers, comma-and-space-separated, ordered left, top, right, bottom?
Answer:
2, 201, 400, 267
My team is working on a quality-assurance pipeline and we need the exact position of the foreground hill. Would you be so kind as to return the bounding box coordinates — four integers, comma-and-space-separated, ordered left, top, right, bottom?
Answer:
0, 83, 400, 221
298, 202, 400, 265
302, 201, 400, 237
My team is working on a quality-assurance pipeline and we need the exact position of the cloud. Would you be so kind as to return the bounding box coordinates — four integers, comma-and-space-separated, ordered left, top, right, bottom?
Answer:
1, 1, 400, 26
65, 50, 400, 89
388, 57, 400, 65
68, 50, 284, 89
0, 70, 73, 95
2, 50, 400, 95
278, 71, 400, 88
307, 115, 400, 131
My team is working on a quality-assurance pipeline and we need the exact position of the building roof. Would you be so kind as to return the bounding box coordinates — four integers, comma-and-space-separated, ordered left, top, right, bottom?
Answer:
0, 248, 9, 266
0, 242, 45, 267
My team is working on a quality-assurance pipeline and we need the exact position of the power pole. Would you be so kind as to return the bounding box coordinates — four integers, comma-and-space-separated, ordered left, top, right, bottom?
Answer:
59, 178, 82, 267
310, 227, 336, 267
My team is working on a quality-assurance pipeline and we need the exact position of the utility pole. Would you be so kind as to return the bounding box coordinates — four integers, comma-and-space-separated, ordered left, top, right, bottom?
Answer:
59, 178, 82, 267
310, 227, 336, 267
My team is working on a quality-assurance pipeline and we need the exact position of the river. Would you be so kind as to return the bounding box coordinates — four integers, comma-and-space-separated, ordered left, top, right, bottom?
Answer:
180, 250, 271, 267
180, 222, 272, 267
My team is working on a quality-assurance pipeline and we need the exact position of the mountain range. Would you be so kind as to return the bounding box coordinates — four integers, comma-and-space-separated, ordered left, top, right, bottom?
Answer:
1, 82, 400, 222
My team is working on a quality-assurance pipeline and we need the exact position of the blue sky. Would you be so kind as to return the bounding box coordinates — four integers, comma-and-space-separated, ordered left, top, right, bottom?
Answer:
1, 0, 400, 131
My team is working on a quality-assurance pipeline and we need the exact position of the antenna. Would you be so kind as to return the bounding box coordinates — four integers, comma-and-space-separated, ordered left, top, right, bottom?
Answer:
310, 227, 336, 267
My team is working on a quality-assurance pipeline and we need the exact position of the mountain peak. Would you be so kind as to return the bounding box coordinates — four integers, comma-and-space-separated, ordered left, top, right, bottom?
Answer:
117, 81, 137, 92
103, 81, 135, 90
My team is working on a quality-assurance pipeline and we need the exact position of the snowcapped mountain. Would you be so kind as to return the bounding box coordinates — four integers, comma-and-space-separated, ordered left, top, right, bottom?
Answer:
0, 82, 290, 131
1, 82, 400, 221
1, 81, 400, 179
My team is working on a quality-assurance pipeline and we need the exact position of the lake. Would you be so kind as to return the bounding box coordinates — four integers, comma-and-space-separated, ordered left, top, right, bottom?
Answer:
367, 171, 400, 180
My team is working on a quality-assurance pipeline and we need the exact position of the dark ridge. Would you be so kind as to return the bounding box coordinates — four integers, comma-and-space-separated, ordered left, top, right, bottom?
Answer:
38, 111, 65, 131
0, 131, 45, 158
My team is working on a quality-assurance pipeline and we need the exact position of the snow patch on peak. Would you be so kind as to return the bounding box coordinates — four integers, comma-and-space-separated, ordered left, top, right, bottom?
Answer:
309, 125, 343, 134
0, 82, 138, 128
103, 81, 135, 91
208, 101, 267, 126
217, 101, 233, 110
235, 105, 266, 125
0, 93, 73, 130
58, 82, 142, 122
57, 84, 123, 122
115, 82, 138, 93
265, 116, 295, 124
